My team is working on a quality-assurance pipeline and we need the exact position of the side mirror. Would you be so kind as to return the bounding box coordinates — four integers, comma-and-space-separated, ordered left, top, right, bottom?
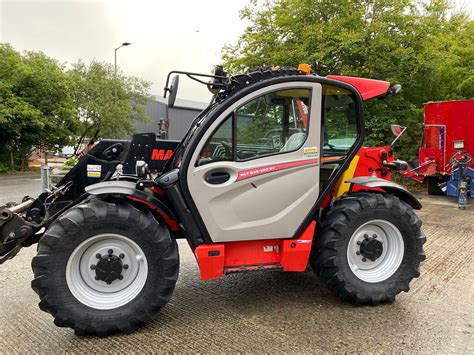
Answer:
390, 124, 407, 147
391, 124, 405, 137
168, 75, 179, 108
389, 84, 402, 95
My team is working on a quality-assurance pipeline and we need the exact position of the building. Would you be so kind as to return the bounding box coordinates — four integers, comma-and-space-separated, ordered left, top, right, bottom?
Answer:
135, 96, 207, 140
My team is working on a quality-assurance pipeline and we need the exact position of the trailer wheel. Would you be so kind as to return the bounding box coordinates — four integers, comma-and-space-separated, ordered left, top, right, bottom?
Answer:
310, 193, 425, 305
31, 198, 179, 336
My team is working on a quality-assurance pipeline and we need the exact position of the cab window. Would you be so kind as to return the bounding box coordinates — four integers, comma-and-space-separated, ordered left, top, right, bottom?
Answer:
197, 88, 311, 166
322, 85, 358, 157
196, 114, 233, 166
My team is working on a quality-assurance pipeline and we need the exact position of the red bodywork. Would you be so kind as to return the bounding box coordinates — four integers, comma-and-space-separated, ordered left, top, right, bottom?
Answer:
194, 222, 316, 280
402, 100, 474, 181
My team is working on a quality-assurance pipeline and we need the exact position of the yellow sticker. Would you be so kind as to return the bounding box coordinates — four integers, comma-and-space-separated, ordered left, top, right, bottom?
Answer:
304, 147, 318, 156
87, 164, 102, 178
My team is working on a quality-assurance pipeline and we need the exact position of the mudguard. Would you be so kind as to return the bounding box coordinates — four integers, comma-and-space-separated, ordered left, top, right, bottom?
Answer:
85, 181, 179, 231
346, 176, 422, 210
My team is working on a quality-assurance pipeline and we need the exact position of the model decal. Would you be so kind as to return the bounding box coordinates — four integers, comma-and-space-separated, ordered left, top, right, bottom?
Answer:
237, 159, 318, 181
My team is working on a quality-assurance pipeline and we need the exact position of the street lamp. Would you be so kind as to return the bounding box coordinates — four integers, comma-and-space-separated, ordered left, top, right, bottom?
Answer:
114, 42, 131, 98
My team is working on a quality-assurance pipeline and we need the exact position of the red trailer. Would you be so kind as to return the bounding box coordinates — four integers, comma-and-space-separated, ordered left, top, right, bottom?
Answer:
403, 99, 474, 195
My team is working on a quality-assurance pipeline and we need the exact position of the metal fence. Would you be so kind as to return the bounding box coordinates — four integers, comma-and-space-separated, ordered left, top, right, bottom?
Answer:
40, 164, 72, 192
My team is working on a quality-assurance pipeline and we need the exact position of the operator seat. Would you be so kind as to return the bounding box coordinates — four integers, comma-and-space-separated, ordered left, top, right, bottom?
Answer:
280, 132, 306, 152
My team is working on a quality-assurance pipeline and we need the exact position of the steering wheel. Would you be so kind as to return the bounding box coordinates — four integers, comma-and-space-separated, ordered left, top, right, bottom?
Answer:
221, 141, 243, 160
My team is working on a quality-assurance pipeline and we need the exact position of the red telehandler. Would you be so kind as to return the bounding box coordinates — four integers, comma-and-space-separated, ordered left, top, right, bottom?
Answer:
0, 65, 425, 336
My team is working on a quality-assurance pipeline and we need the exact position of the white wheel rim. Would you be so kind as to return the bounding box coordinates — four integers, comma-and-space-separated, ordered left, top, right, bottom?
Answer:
66, 233, 148, 310
346, 219, 404, 283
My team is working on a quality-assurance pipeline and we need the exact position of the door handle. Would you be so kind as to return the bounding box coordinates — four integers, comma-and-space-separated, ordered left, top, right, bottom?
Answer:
205, 171, 231, 185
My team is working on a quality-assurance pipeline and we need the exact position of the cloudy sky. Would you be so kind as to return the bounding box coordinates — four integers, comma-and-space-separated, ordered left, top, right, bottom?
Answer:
1, 0, 473, 102
0, 0, 250, 102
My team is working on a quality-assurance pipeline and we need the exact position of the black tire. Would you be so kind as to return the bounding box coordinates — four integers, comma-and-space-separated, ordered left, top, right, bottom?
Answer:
427, 176, 445, 195
31, 198, 179, 336
310, 192, 426, 305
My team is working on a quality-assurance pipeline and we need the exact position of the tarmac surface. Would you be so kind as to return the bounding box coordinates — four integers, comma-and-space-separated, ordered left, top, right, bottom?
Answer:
0, 173, 473, 353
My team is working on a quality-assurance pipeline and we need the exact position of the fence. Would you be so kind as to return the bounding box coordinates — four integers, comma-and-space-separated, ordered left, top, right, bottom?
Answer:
40, 164, 72, 192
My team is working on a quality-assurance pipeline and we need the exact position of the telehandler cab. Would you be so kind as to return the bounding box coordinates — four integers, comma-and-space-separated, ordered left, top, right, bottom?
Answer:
0, 65, 425, 336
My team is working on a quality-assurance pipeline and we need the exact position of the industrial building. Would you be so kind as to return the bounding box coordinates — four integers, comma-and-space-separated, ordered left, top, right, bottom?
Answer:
135, 96, 207, 140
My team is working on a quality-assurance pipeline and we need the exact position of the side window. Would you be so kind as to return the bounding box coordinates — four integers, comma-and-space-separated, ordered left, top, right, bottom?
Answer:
322, 85, 358, 157
197, 88, 311, 166
235, 89, 310, 160
196, 114, 233, 166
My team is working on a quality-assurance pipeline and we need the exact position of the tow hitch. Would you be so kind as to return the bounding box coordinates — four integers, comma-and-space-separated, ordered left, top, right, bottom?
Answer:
0, 198, 35, 264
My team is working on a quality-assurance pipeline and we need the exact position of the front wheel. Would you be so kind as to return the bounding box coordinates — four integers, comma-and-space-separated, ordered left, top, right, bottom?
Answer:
31, 198, 179, 336
310, 193, 426, 305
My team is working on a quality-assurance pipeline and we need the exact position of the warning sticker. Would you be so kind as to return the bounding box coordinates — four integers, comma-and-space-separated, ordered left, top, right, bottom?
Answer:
304, 146, 318, 157
87, 164, 102, 178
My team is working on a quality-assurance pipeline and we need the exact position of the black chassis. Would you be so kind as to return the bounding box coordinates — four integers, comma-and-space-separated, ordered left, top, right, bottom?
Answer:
0, 133, 179, 263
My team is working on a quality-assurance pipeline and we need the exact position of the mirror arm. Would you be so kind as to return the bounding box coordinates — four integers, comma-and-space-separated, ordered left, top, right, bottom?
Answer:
390, 126, 407, 148
163, 70, 230, 97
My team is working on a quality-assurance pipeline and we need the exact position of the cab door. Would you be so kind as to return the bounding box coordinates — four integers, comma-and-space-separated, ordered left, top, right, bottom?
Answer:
186, 82, 322, 243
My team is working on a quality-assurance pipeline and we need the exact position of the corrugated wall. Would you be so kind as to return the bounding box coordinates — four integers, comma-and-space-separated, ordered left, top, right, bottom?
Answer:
134, 98, 204, 140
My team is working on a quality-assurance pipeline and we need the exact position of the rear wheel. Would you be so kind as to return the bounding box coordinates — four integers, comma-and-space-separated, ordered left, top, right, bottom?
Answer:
31, 198, 179, 336
310, 193, 425, 304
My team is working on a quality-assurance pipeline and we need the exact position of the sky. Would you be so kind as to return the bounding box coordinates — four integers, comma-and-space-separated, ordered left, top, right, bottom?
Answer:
1, 0, 473, 102
0, 0, 250, 102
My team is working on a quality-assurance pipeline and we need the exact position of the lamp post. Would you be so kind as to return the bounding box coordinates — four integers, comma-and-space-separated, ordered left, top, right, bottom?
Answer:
114, 42, 131, 98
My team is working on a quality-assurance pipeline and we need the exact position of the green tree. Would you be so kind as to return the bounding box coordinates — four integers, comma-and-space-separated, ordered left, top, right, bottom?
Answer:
68, 60, 152, 152
222, 0, 473, 158
0, 43, 77, 170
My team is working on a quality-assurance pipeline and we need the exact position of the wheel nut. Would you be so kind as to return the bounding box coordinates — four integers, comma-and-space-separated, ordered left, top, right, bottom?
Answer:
90, 264, 96, 270
357, 241, 361, 245
364, 234, 369, 239
119, 253, 125, 259
118, 275, 123, 280
96, 253, 101, 259
108, 249, 113, 255
362, 257, 367, 262
356, 251, 361, 255
123, 264, 129, 269
372, 234, 377, 238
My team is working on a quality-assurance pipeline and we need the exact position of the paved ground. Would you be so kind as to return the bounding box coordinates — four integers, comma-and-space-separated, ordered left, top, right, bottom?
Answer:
0, 171, 41, 206
0, 174, 473, 353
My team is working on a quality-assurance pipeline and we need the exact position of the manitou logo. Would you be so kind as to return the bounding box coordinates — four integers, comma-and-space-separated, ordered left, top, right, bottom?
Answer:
151, 149, 173, 161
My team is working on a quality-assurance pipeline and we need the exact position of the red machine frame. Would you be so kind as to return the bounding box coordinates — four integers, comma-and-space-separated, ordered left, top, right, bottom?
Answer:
403, 100, 474, 182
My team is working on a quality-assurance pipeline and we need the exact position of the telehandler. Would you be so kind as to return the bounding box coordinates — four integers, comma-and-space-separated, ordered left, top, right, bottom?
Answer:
0, 65, 425, 336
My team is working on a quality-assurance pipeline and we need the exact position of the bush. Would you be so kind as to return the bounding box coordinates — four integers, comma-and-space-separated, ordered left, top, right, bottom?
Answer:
0, 163, 11, 173
64, 156, 78, 167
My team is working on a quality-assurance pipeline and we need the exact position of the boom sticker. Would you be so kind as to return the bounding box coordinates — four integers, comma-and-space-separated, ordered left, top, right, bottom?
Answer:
87, 164, 102, 178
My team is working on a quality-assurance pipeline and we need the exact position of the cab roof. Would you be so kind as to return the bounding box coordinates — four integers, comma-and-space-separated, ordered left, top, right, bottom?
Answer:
326, 75, 391, 100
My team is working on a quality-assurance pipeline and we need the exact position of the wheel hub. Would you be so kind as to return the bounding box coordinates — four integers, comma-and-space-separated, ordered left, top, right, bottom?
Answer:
359, 236, 383, 261
94, 252, 124, 284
